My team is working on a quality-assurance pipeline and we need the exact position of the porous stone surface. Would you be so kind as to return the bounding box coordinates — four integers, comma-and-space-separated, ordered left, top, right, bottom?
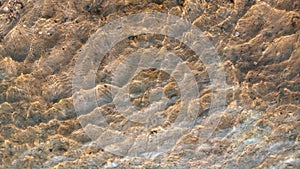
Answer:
0, 0, 299, 168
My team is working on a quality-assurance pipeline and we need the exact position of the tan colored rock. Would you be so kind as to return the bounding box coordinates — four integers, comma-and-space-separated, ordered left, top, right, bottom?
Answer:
0, 0, 299, 168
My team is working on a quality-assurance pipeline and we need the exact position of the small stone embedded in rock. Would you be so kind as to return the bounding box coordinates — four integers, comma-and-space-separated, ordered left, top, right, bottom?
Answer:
152, 0, 164, 5
129, 80, 146, 99
235, 31, 240, 37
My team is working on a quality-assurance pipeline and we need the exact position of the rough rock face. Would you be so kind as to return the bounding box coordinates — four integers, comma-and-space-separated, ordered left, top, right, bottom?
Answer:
0, 0, 299, 168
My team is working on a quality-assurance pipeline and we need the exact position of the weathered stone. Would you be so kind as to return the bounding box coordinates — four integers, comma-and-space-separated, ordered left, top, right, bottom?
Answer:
0, 0, 298, 168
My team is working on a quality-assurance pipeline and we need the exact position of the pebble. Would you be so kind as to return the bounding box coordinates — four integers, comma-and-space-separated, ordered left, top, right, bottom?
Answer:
105, 161, 119, 168
3, 7, 10, 13
153, 0, 164, 5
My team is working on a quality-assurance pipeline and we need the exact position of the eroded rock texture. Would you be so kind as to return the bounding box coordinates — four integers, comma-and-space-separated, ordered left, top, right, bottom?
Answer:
0, 0, 299, 168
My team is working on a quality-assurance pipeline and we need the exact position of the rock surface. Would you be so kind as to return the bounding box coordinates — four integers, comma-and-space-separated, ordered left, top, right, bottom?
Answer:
0, 0, 299, 168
